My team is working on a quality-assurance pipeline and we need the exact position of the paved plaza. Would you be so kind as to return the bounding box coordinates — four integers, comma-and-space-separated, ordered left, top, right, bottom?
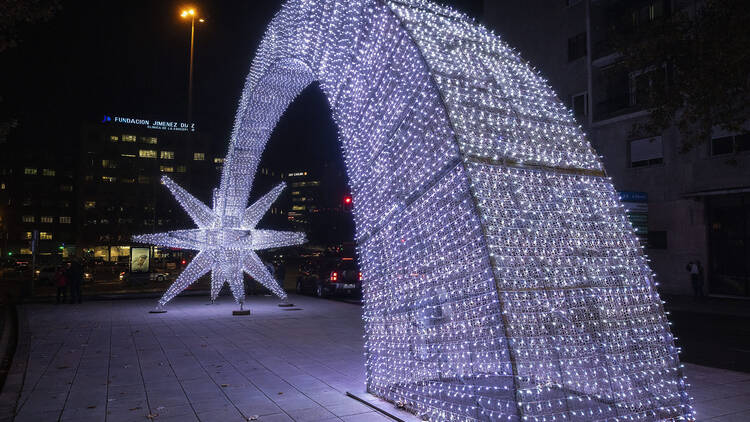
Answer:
3, 295, 750, 421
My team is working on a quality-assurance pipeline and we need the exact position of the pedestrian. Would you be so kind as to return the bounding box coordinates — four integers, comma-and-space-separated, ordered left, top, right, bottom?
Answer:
54, 265, 68, 304
275, 261, 286, 285
686, 260, 704, 300
67, 258, 84, 304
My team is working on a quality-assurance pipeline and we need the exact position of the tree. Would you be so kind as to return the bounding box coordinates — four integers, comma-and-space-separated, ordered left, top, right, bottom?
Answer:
0, 0, 61, 53
615, 0, 750, 151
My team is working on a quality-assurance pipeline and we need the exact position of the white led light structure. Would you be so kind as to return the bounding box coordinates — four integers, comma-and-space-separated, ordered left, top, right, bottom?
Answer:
214, 0, 692, 420
134, 176, 305, 308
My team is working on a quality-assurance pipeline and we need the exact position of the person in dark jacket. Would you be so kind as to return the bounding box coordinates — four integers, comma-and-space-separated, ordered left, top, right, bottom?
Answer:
686, 260, 704, 300
66, 258, 84, 304
54, 265, 68, 304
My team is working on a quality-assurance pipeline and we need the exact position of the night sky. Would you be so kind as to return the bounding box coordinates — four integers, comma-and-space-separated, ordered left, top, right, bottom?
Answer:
1, 0, 483, 173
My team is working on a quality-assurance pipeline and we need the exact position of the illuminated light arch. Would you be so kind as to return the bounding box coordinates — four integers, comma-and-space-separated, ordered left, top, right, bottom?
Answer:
216, 0, 692, 420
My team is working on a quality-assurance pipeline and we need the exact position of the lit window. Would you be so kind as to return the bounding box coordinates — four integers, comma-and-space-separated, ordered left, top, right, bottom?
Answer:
84, 201, 96, 209
0, 183, 5, 190
176, 165, 187, 173
60, 185, 73, 192
142, 136, 158, 144
139, 149, 157, 158
292, 205, 306, 211
160, 151, 175, 159
102, 176, 117, 183
41, 216, 54, 223
22, 215, 35, 223
121, 153, 136, 158
213, 157, 225, 164
24, 168, 37, 175
39, 232, 52, 240
138, 176, 151, 184
122, 135, 136, 142
60, 216, 72, 224
110, 135, 119, 142
24, 232, 32, 240
193, 153, 205, 161
160, 166, 174, 173
42, 169, 56, 176
102, 160, 118, 169
121, 177, 135, 184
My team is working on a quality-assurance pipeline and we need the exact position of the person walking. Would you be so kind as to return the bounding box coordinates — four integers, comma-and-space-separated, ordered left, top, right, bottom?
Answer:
686, 260, 704, 300
67, 258, 84, 304
54, 265, 68, 304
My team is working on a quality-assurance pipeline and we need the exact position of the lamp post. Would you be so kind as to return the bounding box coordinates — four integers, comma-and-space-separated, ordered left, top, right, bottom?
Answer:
180, 8, 205, 127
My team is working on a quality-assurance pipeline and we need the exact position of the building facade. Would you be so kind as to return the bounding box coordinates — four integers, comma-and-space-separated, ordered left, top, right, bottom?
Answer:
0, 116, 221, 264
484, 0, 750, 296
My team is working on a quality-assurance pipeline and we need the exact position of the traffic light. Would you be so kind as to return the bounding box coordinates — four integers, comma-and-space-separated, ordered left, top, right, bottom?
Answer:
343, 195, 353, 211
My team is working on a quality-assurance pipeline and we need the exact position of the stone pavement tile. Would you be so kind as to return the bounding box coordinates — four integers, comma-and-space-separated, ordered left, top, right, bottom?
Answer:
12, 408, 60, 422
147, 391, 191, 408
304, 389, 352, 406
16, 392, 68, 413
325, 400, 373, 417
108, 383, 147, 401
59, 405, 106, 422
106, 397, 148, 411
190, 397, 236, 414
705, 410, 750, 421
149, 403, 196, 419
701, 394, 750, 415
285, 405, 337, 422
252, 413, 294, 422
271, 393, 319, 412
195, 407, 246, 422
340, 411, 392, 421
158, 414, 200, 422
234, 395, 283, 416
106, 407, 154, 422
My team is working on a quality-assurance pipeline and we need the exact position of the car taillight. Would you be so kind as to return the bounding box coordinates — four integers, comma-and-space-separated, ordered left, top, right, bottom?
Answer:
330, 272, 338, 282
358, 272, 362, 281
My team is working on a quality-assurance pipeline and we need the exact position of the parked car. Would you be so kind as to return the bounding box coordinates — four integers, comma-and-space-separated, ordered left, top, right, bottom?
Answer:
296, 258, 362, 298
119, 271, 171, 283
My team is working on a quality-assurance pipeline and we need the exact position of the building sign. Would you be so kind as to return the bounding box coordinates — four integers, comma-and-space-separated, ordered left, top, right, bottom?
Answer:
619, 191, 648, 245
102, 115, 196, 132
130, 247, 151, 273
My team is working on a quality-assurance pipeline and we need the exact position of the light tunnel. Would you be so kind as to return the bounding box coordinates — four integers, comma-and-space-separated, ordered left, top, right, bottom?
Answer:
215, 0, 692, 420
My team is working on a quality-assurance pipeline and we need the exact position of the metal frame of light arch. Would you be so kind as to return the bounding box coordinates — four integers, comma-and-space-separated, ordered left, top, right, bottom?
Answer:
217, 0, 693, 420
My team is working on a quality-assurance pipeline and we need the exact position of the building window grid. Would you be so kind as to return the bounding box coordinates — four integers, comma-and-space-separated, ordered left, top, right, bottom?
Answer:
139, 149, 157, 159
193, 152, 205, 161
41, 216, 54, 223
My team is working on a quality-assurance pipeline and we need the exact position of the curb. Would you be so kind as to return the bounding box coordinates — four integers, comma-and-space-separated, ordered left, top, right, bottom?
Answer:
0, 306, 29, 422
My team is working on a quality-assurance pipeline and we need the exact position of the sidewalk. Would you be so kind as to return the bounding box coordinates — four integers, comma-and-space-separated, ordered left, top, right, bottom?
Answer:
663, 294, 750, 318
6, 295, 417, 422
2, 295, 749, 421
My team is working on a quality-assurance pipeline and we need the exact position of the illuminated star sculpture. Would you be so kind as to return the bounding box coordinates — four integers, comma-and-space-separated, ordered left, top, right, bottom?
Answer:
133, 176, 305, 309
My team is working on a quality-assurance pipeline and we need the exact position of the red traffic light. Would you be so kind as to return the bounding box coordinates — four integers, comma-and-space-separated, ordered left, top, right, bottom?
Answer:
181, 259, 187, 265
344, 196, 352, 204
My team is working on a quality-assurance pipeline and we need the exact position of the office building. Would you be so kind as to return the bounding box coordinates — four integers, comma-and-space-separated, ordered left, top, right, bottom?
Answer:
484, 0, 750, 296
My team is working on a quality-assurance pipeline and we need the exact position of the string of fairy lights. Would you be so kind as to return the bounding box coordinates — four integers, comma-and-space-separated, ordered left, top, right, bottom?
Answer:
154, 0, 692, 420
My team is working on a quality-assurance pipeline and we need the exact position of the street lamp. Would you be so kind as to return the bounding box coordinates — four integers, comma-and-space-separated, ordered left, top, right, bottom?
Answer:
179, 7, 205, 127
